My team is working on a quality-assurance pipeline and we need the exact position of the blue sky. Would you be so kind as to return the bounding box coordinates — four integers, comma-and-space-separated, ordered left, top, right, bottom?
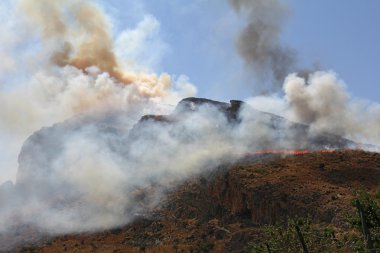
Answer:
104, 0, 380, 103
286, 0, 380, 102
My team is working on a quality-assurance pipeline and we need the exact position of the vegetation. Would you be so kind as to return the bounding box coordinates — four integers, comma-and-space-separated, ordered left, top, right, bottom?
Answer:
250, 218, 346, 252
250, 186, 380, 253
349, 188, 380, 251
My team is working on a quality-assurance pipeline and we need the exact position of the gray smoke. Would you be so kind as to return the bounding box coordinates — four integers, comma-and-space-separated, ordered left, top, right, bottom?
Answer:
228, 0, 296, 91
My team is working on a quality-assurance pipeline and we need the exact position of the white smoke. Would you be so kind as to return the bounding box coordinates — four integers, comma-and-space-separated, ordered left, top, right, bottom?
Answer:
247, 71, 380, 146
0, 0, 196, 183
0, 0, 201, 246
2, 98, 317, 238
115, 14, 168, 71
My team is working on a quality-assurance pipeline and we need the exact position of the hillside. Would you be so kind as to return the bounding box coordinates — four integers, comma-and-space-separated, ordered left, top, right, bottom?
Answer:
17, 150, 380, 252
1, 97, 378, 252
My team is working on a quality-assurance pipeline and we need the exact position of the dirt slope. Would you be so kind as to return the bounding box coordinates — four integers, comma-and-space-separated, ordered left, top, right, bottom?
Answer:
13, 150, 380, 253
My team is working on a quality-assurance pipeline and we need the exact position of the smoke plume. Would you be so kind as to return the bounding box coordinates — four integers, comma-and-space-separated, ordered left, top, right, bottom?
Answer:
248, 71, 380, 146
283, 72, 380, 145
0, 0, 196, 183
227, 0, 380, 144
0, 0, 200, 246
18, 0, 176, 88
20, 0, 127, 84
228, 0, 296, 91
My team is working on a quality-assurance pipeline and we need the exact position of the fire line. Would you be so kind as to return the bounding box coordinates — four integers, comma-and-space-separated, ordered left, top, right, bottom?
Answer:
250, 149, 355, 156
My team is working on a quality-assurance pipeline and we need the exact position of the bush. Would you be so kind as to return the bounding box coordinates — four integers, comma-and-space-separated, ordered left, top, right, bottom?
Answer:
349, 189, 380, 250
250, 218, 345, 252
250, 187, 380, 252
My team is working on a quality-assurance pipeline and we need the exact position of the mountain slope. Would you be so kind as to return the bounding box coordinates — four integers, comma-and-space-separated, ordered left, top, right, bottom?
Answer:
17, 150, 380, 253
1, 97, 377, 251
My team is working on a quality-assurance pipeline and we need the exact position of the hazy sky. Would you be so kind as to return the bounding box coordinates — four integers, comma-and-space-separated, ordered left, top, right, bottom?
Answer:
105, 0, 380, 102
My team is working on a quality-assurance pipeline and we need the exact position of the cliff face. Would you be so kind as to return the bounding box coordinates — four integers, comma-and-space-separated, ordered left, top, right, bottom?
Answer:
208, 150, 380, 225
166, 150, 380, 228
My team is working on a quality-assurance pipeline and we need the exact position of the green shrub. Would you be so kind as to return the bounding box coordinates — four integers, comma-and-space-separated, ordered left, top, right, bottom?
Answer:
250, 218, 345, 253
349, 188, 380, 250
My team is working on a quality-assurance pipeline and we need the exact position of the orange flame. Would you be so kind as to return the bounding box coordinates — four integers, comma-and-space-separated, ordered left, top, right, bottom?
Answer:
249, 148, 357, 156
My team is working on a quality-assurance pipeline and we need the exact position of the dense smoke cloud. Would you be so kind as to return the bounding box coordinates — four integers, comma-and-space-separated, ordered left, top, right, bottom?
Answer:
0, 0, 196, 183
0, 97, 330, 244
2, 69, 379, 248
228, 0, 296, 91
16, 0, 188, 96
0, 0, 200, 246
284, 72, 350, 135
248, 71, 380, 146
283, 72, 380, 145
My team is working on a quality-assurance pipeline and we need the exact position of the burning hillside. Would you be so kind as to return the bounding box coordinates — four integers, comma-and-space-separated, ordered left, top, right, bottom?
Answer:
0, 96, 373, 250
0, 0, 379, 252
6, 150, 380, 252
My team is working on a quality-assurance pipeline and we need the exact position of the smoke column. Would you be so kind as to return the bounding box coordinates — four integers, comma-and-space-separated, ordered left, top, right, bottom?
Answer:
20, 0, 130, 84
228, 0, 296, 91
228, 0, 380, 144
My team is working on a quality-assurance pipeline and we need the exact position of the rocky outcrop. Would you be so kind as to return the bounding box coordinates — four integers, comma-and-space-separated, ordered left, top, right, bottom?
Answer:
173, 97, 244, 122
207, 150, 380, 226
